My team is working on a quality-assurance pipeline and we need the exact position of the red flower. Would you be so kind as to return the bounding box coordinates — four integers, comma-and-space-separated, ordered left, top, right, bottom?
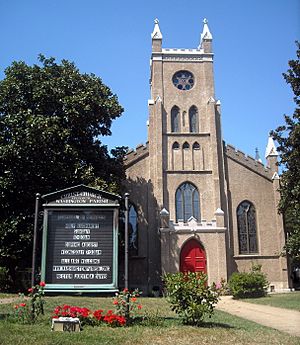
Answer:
113, 300, 119, 305
39, 281, 46, 287
14, 305, 19, 309
123, 288, 128, 293
93, 309, 103, 321
137, 304, 142, 310
53, 306, 61, 315
20, 303, 26, 307
131, 297, 137, 302
79, 307, 90, 318
117, 316, 126, 325
28, 288, 33, 293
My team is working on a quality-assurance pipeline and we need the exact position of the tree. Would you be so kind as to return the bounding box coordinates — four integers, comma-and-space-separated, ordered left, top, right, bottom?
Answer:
0, 55, 126, 280
271, 42, 300, 260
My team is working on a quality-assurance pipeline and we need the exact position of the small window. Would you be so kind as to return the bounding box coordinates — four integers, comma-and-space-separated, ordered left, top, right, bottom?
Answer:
237, 201, 258, 254
171, 106, 180, 132
193, 142, 200, 150
189, 106, 198, 133
183, 142, 190, 150
172, 142, 179, 150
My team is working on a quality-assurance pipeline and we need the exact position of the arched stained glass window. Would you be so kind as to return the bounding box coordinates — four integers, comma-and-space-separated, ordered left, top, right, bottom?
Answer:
176, 183, 200, 222
189, 106, 198, 133
129, 204, 138, 255
237, 201, 258, 254
171, 106, 180, 132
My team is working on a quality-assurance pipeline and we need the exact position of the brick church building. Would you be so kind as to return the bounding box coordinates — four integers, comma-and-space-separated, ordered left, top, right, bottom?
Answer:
123, 19, 289, 294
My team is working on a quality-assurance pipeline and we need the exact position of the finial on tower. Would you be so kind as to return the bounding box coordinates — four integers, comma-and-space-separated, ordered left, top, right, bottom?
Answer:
255, 148, 262, 163
265, 136, 279, 172
151, 18, 163, 39
265, 136, 278, 158
198, 18, 212, 50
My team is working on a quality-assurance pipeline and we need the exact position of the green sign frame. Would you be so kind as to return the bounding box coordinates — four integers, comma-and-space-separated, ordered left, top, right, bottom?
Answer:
40, 185, 120, 293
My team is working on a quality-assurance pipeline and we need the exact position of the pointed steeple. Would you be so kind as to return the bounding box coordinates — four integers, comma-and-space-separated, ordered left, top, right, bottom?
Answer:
265, 136, 278, 172
198, 18, 212, 51
255, 148, 262, 163
151, 18, 162, 52
265, 136, 278, 158
201, 18, 213, 41
151, 18, 162, 39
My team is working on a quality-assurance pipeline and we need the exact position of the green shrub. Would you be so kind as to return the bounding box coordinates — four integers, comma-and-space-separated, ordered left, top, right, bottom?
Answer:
229, 265, 269, 299
163, 272, 224, 326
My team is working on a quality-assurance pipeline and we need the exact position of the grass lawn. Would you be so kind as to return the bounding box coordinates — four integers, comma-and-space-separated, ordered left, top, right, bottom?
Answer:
0, 296, 298, 345
243, 291, 300, 311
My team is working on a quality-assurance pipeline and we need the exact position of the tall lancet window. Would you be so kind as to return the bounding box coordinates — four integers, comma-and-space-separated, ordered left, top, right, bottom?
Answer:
171, 106, 180, 132
189, 106, 198, 133
237, 201, 258, 254
129, 203, 138, 255
176, 182, 200, 222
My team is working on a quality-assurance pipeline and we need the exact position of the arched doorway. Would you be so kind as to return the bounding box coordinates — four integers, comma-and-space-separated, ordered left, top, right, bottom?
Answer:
180, 239, 207, 273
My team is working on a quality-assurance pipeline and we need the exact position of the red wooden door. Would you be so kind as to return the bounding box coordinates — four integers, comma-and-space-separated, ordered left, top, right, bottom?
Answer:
180, 239, 206, 273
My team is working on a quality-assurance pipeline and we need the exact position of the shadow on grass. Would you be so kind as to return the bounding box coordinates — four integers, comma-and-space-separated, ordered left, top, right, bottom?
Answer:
131, 316, 234, 329
0, 313, 10, 321
197, 321, 234, 329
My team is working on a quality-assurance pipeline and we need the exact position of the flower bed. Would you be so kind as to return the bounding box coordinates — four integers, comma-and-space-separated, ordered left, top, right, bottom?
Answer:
51, 289, 142, 328
52, 305, 126, 327
12, 286, 144, 328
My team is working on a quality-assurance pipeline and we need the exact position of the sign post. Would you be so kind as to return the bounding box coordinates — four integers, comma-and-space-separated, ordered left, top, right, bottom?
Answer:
40, 185, 120, 293
31, 193, 41, 287
124, 193, 129, 290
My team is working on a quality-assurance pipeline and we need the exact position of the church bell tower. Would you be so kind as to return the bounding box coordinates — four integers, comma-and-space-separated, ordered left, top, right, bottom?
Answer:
148, 19, 228, 283
148, 18, 226, 224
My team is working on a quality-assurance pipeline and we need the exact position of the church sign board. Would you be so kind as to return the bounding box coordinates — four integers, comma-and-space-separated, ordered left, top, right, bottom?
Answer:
41, 185, 120, 293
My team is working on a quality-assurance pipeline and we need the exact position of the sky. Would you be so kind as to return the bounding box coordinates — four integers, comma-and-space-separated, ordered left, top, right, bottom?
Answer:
0, 0, 299, 164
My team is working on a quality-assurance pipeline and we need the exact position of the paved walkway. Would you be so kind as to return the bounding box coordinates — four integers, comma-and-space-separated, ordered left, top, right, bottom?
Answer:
216, 296, 300, 337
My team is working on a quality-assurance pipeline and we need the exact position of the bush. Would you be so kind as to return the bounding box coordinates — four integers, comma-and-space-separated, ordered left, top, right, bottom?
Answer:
112, 288, 142, 323
13, 281, 45, 324
163, 272, 224, 326
229, 265, 269, 299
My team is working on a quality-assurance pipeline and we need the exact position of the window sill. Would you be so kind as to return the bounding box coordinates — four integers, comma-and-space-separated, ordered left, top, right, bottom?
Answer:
233, 254, 280, 259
